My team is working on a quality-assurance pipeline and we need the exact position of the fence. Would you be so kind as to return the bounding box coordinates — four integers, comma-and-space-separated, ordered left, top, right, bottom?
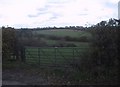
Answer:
25, 47, 91, 68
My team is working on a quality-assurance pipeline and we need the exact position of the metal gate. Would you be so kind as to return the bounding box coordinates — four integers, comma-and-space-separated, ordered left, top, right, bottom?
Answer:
25, 47, 90, 68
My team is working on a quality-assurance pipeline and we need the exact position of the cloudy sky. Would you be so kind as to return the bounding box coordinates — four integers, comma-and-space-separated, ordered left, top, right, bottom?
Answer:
0, 0, 119, 28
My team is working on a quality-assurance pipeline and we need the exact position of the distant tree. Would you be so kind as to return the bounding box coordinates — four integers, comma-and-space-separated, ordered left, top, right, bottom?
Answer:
114, 18, 120, 25
18, 29, 33, 38
107, 18, 117, 26
97, 21, 107, 27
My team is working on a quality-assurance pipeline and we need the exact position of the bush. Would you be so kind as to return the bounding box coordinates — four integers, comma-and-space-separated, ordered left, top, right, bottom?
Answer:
64, 36, 89, 42
70, 26, 119, 83
90, 27, 118, 66
52, 41, 77, 47
66, 43, 77, 47
19, 37, 48, 47
87, 26, 119, 82
2, 27, 18, 61
78, 36, 88, 42
47, 35, 62, 40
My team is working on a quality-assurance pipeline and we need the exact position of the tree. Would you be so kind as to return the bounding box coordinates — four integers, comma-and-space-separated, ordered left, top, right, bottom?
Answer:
114, 18, 120, 25
2, 27, 17, 61
107, 18, 117, 26
96, 21, 107, 27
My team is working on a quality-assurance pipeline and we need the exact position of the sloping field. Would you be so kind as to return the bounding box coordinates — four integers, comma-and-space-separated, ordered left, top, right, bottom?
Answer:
33, 29, 92, 38
31, 29, 92, 47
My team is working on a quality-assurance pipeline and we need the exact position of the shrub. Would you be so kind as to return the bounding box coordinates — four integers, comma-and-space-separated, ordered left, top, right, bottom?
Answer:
78, 36, 88, 42
47, 35, 62, 40
64, 36, 89, 42
88, 26, 119, 81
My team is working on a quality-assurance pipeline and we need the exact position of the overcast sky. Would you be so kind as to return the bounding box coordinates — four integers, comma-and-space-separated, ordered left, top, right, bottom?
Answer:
0, 0, 119, 28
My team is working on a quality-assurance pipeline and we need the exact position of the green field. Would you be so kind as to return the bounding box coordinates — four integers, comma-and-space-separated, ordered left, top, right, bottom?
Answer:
33, 29, 92, 38
25, 47, 91, 67
31, 29, 92, 47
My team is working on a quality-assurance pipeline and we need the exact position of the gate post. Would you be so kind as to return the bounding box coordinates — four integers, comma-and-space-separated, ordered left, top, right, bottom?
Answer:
21, 46, 25, 62
54, 47, 57, 67
38, 48, 41, 65
73, 47, 75, 64
73, 47, 75, 58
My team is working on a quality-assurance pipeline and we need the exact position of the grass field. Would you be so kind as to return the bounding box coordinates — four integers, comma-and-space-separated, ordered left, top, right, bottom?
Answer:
31, 29, 92, 47
33, 29, 92, 38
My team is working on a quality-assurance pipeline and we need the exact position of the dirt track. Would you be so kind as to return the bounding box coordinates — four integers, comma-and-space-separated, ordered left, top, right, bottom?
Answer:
2, 80, 27, 85
2, 69, 50, 85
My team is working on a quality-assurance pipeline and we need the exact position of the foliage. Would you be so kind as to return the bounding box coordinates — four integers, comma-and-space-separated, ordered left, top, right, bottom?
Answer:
85, 26, 119, 82
2, 18, 119, 84
90, 26, 118, 66
2, 27, 17, 60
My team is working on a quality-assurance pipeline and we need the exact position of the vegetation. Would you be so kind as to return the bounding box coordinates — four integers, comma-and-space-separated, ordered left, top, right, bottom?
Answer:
79, 26, 119, 84
2, 27, 18, 61
2, 18, 119, 84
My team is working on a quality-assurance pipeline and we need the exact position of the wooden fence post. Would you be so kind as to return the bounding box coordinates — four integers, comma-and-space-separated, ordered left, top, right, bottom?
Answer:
73, 47, 75, 64
55, 47, 57, 67
73, 48, 75, 58
38, 48, 40, 65
21, 46, 25, 62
